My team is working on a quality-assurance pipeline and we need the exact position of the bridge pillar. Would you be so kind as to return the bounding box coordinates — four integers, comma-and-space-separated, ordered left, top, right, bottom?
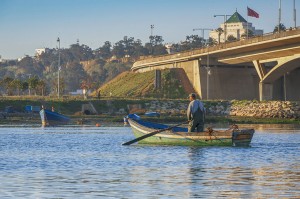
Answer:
259, 82, 273, 101
193, 60, 202, 98
180, 60, 202, 98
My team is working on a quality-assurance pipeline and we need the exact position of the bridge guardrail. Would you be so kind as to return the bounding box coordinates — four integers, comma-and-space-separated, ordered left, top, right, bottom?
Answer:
133, 27, 300, 68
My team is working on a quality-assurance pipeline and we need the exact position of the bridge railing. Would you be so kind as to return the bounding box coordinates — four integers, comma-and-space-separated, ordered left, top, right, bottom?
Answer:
133, 27, 300, 68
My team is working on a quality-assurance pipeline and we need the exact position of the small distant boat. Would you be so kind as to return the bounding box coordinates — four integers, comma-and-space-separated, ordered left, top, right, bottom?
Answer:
144, 112, 160, 117
123, 116, 129, 126
39, 109, 70, 127
126, 114, 255, 147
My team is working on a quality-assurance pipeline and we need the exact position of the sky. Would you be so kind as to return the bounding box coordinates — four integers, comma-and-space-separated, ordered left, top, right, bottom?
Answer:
1, 0, 299, 59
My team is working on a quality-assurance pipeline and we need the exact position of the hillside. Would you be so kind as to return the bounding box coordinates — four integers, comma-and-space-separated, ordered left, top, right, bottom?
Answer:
95, 69, 196, 99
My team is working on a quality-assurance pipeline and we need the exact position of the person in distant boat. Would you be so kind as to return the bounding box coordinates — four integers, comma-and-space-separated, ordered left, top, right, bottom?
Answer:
187, 93, 205, 132
51, 106, 55, 112
98, 90, 101, 99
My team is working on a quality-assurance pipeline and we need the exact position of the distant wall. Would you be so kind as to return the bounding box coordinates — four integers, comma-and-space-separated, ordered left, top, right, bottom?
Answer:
199, 65, 260, 100
273, 68, 300, 101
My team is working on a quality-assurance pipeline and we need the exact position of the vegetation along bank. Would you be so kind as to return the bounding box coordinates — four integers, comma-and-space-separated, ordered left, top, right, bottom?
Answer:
0, 98, 299, 125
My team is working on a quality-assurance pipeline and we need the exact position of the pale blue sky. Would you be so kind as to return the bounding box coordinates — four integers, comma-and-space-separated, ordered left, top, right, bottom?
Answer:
1, 0, 299, 59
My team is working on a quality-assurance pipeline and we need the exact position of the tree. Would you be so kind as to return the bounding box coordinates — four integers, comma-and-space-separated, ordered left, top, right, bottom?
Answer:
149, 35, 164, 46
112, 40, 125, 59
10, 79, 23, 96
131, 39, 149, 59
36, 79, 46, 96
111, 36, 144, 60
104, 62, 131, 82
69, 43, 94, 61
21, 81, 29, 95
95, 41, 112, 60
80, 80, 95, 99
18, 56, 44, 76
241, 30, 254, 39
51, 77, 65, 96
0, 77, 14, 95
227, 35, 237, 42
145, 35, 166, 56
179, 35, 206, 51
28, 76, 39, 96
215, 28, 224, 44
273, 23, 286, 33
208, 37, 217, 46
62, 61, 87, 92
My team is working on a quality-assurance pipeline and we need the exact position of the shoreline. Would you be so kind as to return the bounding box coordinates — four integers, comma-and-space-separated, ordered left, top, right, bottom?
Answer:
1, 113, 300, 126
1, 98, 300, 126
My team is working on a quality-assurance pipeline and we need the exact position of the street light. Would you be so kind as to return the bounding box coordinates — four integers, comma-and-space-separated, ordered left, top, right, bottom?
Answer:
206, 67, 212, 100
214, 14, 231, 42
57, 37, 60, 99
150, 24, 154, 37
149, 25, 155, 54
205, 40, 212, 100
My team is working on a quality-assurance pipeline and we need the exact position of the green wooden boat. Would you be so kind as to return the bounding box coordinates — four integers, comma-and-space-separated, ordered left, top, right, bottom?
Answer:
127, 116, 255, 147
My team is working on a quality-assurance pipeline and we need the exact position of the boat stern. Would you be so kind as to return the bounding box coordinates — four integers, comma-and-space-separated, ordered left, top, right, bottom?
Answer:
232, 129, 255, 147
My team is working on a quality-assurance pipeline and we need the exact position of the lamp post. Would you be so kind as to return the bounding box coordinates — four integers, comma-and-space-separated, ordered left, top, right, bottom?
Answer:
150, 25, 154, 37
206, 67, 212, 100
214, 14, 231, 42
205, 40, 212, 100
150, 25, 154, 54
57, 37, 60, 99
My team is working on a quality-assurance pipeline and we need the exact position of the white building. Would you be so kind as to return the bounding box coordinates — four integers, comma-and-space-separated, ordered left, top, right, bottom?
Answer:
35, 48, 49, 56
210, 11, 263, 43
69, 89, 91, 96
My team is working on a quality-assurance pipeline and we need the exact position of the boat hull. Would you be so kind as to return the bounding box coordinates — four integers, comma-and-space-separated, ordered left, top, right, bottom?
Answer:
40, 109, 70, 127
128, 119, 254, 147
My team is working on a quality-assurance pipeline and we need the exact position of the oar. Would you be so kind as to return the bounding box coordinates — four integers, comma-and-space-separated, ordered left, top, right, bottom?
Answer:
122, 121, 188, 146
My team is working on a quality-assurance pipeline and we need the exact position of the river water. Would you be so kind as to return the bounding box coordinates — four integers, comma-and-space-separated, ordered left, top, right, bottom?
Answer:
0, 124, 299, 198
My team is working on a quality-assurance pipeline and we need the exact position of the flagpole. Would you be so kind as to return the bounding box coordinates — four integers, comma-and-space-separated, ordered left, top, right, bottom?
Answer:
247, 7, 249, 39
278, 0, 281, 33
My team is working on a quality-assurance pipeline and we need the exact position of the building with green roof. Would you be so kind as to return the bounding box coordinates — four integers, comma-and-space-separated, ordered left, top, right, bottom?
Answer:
209, 11, 263, 43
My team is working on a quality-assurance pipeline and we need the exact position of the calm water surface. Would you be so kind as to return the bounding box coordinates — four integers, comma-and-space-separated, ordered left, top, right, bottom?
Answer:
0, 124, 299, 198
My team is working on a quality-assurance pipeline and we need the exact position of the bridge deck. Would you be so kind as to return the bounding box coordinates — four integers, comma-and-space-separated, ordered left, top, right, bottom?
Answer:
132, 28, 300, 71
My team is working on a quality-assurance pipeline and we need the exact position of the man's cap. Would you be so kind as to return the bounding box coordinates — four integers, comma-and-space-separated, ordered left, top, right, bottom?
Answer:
188, 93, 196, 98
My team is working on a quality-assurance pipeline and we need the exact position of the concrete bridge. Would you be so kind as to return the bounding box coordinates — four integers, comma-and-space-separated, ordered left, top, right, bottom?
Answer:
132, 28, 300, 101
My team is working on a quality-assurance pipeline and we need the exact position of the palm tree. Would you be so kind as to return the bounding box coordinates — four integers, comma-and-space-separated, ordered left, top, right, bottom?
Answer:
28, 76, 39, 96
215, 28, 224, 44
227, 35, 237, 42
273, 23, 286, 33
241, 30, 254, 39
36, 79, 46, 96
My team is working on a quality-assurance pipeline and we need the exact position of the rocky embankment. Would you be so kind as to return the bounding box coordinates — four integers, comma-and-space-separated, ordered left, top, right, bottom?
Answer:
228, 101, 300, 119
141, 100, 300, 119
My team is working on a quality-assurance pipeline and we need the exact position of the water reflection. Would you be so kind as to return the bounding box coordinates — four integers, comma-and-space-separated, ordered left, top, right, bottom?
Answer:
186, 140, 300, 198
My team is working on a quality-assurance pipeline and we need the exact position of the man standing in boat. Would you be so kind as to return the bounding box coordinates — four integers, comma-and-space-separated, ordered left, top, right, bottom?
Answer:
187, 93, 205, 132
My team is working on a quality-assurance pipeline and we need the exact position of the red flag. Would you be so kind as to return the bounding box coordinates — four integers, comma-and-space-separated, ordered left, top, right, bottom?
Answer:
247, 7, 259, 18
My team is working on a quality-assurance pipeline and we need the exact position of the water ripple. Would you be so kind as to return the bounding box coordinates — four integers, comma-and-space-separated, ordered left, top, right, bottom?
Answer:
0, 126, 299, 198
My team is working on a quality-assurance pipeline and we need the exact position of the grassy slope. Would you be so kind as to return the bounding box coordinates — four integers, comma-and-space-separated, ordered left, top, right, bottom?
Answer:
96, 69, 189, 98
97, 71, 155, 97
